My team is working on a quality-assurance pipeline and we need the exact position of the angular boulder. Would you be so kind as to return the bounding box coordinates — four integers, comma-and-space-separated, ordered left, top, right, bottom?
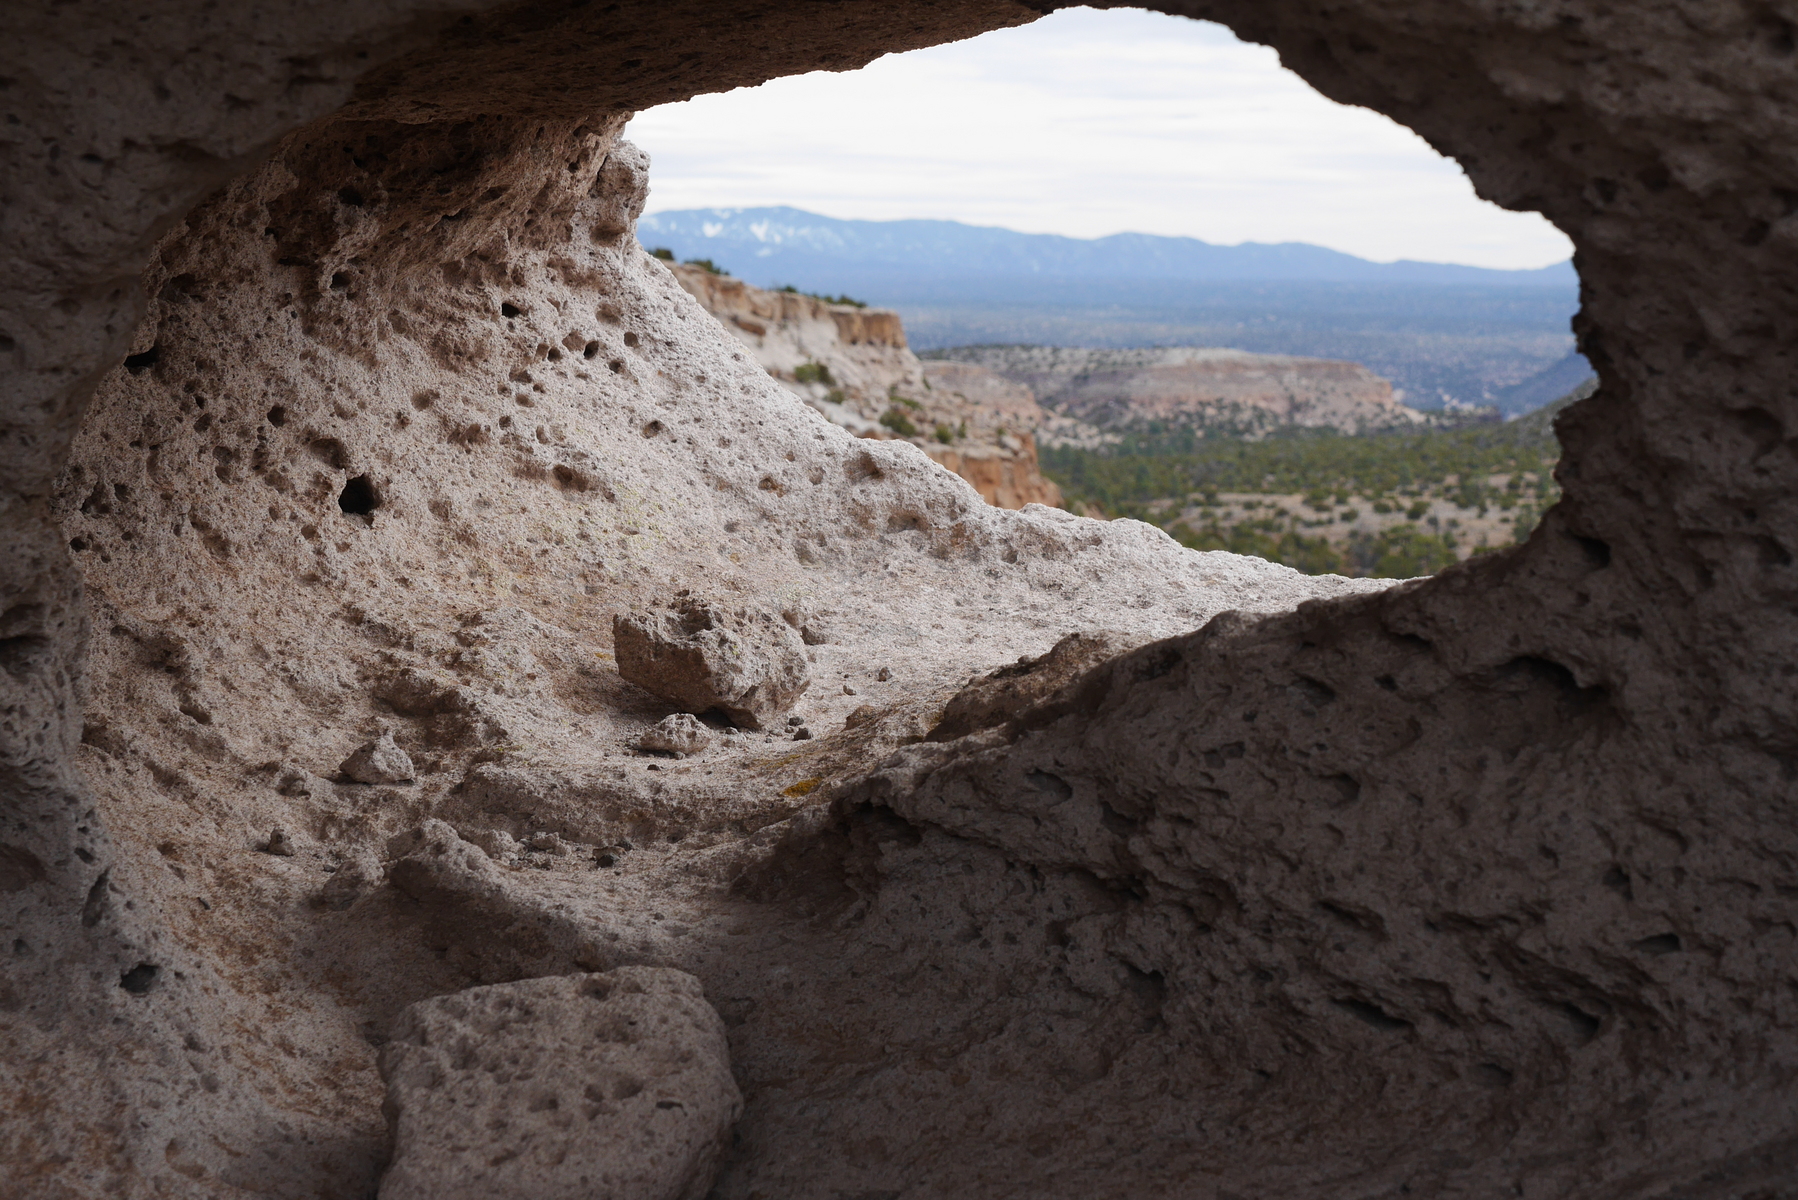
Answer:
612, 598, 809, 729
340, 731, 416, 784
636, 712, 714, 756
378, 966, 741, 1200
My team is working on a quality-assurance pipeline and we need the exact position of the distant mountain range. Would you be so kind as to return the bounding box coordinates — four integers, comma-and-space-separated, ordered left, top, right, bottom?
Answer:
637, 207, 1578, 288
637, 207, 1589, 414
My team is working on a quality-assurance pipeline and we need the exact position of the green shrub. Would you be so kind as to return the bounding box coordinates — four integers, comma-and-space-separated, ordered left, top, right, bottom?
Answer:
682, 257, 728, 275
1345, 524, 1461, 578
934, 424, 956, 444
794, 362, 833, 386
880, 408, 918, 437
648, 247, 675, 261
775, 285, 868, 307
1405, 499, 1431, 520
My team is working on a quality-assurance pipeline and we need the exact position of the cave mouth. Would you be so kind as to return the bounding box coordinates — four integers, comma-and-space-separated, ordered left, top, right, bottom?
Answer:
11, 2, 1795, 1198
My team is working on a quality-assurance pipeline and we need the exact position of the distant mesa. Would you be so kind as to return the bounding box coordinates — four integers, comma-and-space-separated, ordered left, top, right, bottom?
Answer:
930, 344, 1424, 441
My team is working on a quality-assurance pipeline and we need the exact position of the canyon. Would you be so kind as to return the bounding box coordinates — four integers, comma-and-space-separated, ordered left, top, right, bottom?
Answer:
3, 2, 1796, 1199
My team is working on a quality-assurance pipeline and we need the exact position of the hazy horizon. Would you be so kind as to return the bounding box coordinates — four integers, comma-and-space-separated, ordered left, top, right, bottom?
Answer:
640, 203, 1574, 271
624, 7, 1575, 272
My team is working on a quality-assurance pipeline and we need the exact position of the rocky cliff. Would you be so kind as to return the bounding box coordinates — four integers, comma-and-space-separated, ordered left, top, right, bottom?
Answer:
670, 263, 1063, 508
936, 343, 1426, 438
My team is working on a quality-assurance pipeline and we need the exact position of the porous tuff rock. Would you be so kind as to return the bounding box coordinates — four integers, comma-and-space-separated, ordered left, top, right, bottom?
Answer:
6, 0, 1798, 1197
636, 713, 714, 757
614, 600, 811, 730
378, 966, 740, 1200
340, 732, 417, 785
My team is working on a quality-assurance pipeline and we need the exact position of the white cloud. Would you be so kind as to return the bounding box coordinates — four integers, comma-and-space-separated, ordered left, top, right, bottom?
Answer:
624, 7, 1573, 270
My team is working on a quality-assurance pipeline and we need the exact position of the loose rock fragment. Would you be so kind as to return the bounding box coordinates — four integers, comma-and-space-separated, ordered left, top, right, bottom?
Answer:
613, 597, 810, 729
378, 967, 742, 1200
340, 732, 416, 784
636, 713, 714, 756
315, 848, 381, 911
262, 828, 297, 856
526, 831, 571, 856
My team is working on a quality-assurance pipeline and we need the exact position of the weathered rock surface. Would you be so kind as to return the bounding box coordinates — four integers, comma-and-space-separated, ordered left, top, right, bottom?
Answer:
937, 343, 1425, 436
340, 732, 417, 784
636, 713, 714, 756
378, 966, 740, 1200
5, 0, 1797, 1197
614, 599, 812, 729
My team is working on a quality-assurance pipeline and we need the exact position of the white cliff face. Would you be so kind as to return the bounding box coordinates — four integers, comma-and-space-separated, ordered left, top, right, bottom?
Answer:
668, 262, 1064, 507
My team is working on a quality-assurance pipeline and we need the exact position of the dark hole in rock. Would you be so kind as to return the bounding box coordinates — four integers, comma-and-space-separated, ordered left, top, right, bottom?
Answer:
308, 437, 348, 469
119, 963, 159, 995
1332, 998, 1412, 1032
546, 348, 561, 361
609, 359, 625, 374
501, 302, 521, 318
266, 405, 285, 426
337, 186, 364, 206
1292, 676, 1337, 705
1755, 535, 1793, 567
338, 475, 378, 515
1603, 865, 1635, 900
69, 537, 88, 551
1099, 801, 1137, 834
1574, 535, 1612, 568
0, 634, 51, 678
623, 331, 639, 347
123, 345, 159, 374
0, 844, 48, 892
80, 869, 110, 927
1631, 932, 1682, 955
1562, 1002, 1602, 1044
1472, 1063, 1514, 1088
329, 271, 350, 290
641, 420, 664, 438
583, 341, 600, 358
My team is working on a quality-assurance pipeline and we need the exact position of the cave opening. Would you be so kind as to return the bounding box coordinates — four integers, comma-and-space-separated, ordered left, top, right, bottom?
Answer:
624, 5, 1589, 577
6, 2, 1794, 1197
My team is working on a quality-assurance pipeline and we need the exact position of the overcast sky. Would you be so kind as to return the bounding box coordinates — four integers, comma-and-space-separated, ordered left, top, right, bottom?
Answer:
624, 7, 1573, 270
